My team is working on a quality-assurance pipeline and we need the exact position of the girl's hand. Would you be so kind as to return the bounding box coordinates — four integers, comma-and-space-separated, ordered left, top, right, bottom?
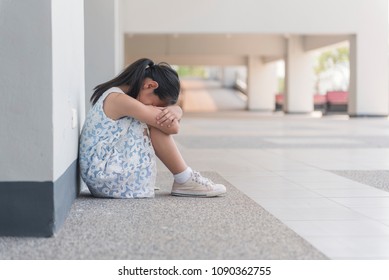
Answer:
156, 106, 182, 127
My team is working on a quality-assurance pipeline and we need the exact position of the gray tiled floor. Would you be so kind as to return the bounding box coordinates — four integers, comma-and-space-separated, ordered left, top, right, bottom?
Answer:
169, 79, 389, 259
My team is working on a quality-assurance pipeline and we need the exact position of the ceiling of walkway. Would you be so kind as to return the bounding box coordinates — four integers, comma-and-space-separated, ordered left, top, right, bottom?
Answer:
124, 33, 350, 66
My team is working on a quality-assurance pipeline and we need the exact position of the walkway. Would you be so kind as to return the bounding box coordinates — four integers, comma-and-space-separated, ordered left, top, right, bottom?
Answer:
180, 78, 247, 112
176, 79, 389, 259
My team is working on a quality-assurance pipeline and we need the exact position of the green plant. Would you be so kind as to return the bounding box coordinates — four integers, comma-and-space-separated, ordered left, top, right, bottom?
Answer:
176, 66, 207, 78
314, 47, 349, 93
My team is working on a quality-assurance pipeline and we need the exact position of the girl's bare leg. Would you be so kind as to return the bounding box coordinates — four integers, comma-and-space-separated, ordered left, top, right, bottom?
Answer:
149, 127, 226, 197
149, 127, 187, 174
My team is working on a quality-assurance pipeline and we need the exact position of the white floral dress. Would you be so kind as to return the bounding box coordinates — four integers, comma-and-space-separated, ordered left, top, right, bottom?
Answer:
79, 87, 156, 198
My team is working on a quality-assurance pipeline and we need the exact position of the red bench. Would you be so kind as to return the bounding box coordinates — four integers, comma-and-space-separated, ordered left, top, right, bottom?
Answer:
275, 94, 327, 111
314, 94, 327, 111
275, 93, 284, 110
326, 91, 348, 112
274, 92, 348, 112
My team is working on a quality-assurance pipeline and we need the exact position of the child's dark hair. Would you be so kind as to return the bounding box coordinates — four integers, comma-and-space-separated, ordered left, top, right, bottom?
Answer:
90, 58, 180, 106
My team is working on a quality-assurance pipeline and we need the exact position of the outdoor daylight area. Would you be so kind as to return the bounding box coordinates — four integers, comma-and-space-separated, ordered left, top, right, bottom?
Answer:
1, 0, 389, 279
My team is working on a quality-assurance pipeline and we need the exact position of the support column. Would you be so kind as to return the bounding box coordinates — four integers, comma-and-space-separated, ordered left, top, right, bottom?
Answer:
284, 35, 314, 114
221, 67, 238, 88
348, 35, 357, 116
348, 3, 388, 117
247, 56, 277, 111
0, 0, 84, 236
207, 67, 220, 80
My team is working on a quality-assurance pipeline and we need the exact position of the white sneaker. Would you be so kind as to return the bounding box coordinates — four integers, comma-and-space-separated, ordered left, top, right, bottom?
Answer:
171, 171, 226, 197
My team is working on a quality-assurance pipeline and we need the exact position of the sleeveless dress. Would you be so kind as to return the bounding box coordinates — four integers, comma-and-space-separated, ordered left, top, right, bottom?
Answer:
79, 87, 157, 198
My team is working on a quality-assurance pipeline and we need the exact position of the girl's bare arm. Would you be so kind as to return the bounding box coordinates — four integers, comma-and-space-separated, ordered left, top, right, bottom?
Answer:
104, 92, 180, 135
156, 105, 183, 126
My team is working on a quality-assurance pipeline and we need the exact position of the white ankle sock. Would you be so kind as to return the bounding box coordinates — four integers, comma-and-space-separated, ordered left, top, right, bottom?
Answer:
174, 167, 193, 184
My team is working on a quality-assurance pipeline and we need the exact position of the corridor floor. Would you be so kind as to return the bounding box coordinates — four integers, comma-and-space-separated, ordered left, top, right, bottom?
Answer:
173, 79, 389, 259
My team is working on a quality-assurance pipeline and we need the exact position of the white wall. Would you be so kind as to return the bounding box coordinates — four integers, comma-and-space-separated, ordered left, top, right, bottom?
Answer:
52, 0, 85, 181
0, 0, 85, 182
121, 0, 359, 34
0, 0, 53, 181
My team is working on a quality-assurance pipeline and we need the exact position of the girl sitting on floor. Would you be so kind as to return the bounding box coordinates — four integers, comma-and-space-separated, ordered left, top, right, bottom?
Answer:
79, 58, 226, 198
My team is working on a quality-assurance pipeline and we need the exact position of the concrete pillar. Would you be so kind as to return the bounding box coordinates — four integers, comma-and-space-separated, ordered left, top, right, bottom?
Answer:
348, 35, 357, 116
0, 0, 85, 236
84, 0, 124, 111
284, 35, 314, 113
221, 67, 237, 88
348, 23, 388, 116
207, 67, 220, 80
247, 56, 277, 111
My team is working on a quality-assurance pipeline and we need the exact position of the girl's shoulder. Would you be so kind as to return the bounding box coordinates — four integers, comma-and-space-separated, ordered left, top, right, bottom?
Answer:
102, 87, 132, 121
92, 87, 126, 107
102, 87, 125, 99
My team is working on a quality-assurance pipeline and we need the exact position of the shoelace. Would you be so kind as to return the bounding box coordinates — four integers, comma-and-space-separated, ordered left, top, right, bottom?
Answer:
192, 171, 214, 186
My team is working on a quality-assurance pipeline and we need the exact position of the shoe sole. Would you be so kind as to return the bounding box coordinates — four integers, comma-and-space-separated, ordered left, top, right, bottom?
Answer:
171, 190, 226, 197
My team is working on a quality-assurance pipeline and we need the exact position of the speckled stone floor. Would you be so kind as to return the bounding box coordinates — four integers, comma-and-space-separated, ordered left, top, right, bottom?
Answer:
331, 170, 389, 193
0, 172, 327, 260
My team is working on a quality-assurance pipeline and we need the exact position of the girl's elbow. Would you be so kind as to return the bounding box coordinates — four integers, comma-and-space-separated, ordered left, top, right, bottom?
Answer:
170, 125, 180, 134
169, 122, 180, 134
